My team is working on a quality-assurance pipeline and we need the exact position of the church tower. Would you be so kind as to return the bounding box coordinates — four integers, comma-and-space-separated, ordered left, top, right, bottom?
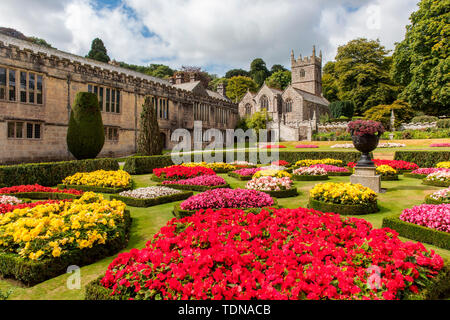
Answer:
290, 46, 322, 95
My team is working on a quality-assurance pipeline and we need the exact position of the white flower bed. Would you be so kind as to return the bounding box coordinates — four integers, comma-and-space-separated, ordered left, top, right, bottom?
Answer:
119, 186, 182, 199
231, 161, 256, 166
259, 165, 287, 171
330, 143, 406, 149
293, 167, 328, 176
0, 195, 22, 205
246, 176, 293, 191
425, 171, 450, 183
429, 187, 450, 202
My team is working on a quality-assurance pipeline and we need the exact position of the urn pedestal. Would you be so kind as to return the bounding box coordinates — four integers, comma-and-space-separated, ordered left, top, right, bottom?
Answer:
350, 166, 381, 193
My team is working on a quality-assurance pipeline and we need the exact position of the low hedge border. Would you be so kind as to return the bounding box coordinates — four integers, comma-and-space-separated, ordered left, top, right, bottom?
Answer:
308, 198, 379, 215
259, 188, 299, 198
110, 191, 193, 207
422, 180, 450, 188
0, 210, 131, 286
85, 277, 130, 300
381, 175, 399, 181
327, 171, 352, 176
424, 195, 448, 205
292, 175, 329, 181
394, 151, 449, 168
382, 214, 450, 251
404, 173, 427, 179
173, 199, 279, 219
227, 172, 253, 181
57, 184, 132, 194
157, 183, 230, 192
0, 192, 82, 200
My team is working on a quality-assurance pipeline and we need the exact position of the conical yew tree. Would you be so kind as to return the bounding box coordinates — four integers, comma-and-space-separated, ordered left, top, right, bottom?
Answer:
137, 96, 163, 156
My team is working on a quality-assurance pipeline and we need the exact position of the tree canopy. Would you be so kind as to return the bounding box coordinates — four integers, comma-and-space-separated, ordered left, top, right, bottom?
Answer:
265, 70, 291, 91
86, 38, 110, 63
250, 58, 270, 87
225, 69, 250, 78
119, 62, 175, 79
391, 0, 449, 115
226, 76, 258, 102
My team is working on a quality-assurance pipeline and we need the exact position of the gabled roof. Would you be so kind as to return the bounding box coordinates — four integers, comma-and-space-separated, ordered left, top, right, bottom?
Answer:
291, 87, 329, 106
172, 81, 202, 91
206, 89, 230, 102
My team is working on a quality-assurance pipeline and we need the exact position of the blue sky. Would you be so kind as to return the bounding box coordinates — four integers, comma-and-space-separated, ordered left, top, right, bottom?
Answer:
0, 0, 419, 76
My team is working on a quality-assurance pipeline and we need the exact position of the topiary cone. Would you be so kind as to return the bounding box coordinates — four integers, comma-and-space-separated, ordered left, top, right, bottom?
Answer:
67, 92, 105, 160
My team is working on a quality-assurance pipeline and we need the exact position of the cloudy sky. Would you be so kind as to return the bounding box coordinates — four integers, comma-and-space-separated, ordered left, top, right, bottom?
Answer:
0, 0, 419, 76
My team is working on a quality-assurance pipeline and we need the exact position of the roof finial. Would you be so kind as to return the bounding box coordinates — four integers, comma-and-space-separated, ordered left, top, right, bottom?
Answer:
319, 50, 322, 60
312, 45, 316, 57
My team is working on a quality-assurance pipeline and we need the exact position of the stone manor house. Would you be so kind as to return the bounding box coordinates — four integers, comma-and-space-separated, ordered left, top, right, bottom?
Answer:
239, 46, 330, 141
0, 33, 238, 164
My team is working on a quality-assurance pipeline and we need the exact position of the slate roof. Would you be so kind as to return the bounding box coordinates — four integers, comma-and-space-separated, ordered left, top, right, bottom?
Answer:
292, 87, 329, 106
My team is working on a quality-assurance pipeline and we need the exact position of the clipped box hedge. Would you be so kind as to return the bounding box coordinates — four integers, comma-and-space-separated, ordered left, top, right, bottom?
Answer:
57, 184, 131, 194
404, 173, 427, 179
259, 188, 299, 198
308, 198, 379, 215
0, 210, 131, 286
123, 151, 363, 175
227, 172, 254, 181
381, 175, 399, 181
158, 183, 230, 192
422, 180, 450, 188
293, 175, 329, 181
0, 192, 82, 200
424, 195, 447, 205
110, 191, 193, 207
394, 151, 450, 168
0, 158, 119, 187
327, 171, 352, 176
382, 214, 450, 250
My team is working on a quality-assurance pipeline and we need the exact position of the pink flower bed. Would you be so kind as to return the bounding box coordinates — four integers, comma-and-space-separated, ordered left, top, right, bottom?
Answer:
310, 164, 350, 173
410, 168, 450, 175
180, 188, 275, 210
295, 144, 319, 148
232, 168, 261, 176
430, 143, 450, 147
262, 145, 286, 149
162, 175, 227, 186
271, 160, 290, 166
400, 204, 450, 233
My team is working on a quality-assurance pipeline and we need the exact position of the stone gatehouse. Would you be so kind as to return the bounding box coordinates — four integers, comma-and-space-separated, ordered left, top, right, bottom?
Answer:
0, 33, 238, 164
239, 46, 330, 141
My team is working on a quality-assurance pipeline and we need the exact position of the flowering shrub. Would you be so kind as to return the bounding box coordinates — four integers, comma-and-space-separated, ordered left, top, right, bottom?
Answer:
119, 187, 182, 199
400, 204, 450, 233
295, 144, 319, 148
231, 168, 261, 177
271, 160, 290, 167
62, 170, 131, 188
262, 145, 286, 148
0, 184, 83, 195
347, 160, 418, 171
310, 182, 377, 205
347, 120, 385, 136
0, 195, 22, 205
246, 176, 293, 191
376, 165, 397, 177
310, 164, 350, 173
180, 188, 274, 210
162, 175, 227, 187
430, 143, 450, 147
293, 167, 327, 176
424, 172, 450, 184
154, 166, 215, 180
0, 192, 126, 260
100, 207, 444, 300
295, 159, 343, 167
429, 188, 450, 203
436, 162, 450, 169
0, 200, 68, 215
411, 168, 450, 176
253, 169, 291, 179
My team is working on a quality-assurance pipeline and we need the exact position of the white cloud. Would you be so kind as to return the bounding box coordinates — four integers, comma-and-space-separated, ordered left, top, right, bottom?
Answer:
0, 0, 419, 75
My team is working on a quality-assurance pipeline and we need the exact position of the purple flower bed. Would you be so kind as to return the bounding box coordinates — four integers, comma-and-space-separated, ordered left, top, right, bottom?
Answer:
232, 168, 262, 177
400, 204, 450, 233
162, 175, 227, 186
310, 164, 350, 173
180, 188, 275, 210
295, 144, 319, 148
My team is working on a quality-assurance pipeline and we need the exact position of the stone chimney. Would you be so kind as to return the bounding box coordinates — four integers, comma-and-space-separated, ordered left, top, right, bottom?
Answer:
175, 73, 183, 84
189, 73, 197, 83
169, 77, 175, 85
217, 82, 227, 98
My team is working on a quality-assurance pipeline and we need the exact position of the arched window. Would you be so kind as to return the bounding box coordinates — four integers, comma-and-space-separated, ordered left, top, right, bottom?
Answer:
245, 103, 252, 115
260, 95, 269, 110
299, 69, 305, 77
285, 99, 292, 113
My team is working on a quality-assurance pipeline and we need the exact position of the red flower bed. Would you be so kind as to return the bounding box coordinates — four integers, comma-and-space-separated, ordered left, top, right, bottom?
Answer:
153, 166, 216, 180
347, 159, 418, 170
100, 207, 443, 300
271, 160, 290, 166
0, 200, 70, 215
0, 184, 83, 195
262, 145, 286, 149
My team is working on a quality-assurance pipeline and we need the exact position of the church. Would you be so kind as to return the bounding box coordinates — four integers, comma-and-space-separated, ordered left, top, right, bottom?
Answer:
238, 46, 330, 141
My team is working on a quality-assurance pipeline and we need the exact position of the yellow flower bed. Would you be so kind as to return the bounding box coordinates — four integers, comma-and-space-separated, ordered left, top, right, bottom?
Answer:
182, 162, 236, 171
436, 162, 450, 169
253, 169, 292, 179
0, 192, 126, 261
62, 170, 131, 188
376, 165, 397, 176
295, 158, 343, 167
310, 182, 377, 205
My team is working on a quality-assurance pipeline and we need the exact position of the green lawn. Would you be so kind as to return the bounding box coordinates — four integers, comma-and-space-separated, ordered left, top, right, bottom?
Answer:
1, 173, 449, 300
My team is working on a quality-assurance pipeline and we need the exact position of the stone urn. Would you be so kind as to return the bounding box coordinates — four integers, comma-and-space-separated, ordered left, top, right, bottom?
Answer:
351, 132, 380, 167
